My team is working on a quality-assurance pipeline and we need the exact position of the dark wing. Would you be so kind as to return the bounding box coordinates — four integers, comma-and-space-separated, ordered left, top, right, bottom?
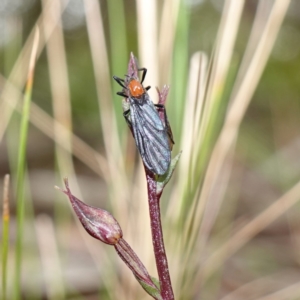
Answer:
155, 104, 175, 150
129, 96, 171, 175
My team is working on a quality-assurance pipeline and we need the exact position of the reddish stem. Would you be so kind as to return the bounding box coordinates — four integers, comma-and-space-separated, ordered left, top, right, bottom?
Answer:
145, 168, 175, 300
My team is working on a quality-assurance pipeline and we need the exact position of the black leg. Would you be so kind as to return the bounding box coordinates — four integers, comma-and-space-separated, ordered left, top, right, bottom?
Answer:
155, 104, 164, 108
138, 68, 147, 84
145, 86, 151, 91
117, 92, 127, 98
123, 109, 132, 127
113, 75, 127, 89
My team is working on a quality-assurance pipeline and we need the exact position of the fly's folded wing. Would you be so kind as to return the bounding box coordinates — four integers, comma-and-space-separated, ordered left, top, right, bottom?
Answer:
129, 97, 171, 175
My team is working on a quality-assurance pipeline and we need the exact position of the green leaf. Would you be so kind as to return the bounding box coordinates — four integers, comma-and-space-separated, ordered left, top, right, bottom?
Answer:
156, 151, 182, 195
150, 276, 161, 291
136, 277, 163, 300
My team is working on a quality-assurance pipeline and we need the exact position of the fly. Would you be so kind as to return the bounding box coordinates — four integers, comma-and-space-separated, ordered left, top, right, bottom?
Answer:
113, 68, 174, 175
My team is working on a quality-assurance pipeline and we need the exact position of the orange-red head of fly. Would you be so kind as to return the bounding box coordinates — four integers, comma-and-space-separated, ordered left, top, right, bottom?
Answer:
128, 79, 145, 98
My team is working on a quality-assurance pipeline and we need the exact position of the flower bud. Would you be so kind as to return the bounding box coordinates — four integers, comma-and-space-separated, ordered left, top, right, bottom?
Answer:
57, 178, 122, 245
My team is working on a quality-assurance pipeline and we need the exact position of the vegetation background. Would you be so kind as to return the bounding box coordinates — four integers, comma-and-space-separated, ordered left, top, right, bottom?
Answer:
1, 0, 300, 299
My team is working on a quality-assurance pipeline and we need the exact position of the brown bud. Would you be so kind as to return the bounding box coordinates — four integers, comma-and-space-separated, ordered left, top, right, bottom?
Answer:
57, 178, 122, 245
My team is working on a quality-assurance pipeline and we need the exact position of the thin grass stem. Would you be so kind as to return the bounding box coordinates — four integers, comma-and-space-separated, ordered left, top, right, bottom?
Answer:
0, 0, 68, 143
0, 74, 108, 178
136, 0, 158, 90
2, 174, 10, 300
107, 0, 128, 138
158, 0, 180, 86
14, 28, 39, 300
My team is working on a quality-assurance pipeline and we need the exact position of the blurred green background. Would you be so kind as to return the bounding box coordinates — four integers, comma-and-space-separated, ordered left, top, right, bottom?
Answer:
1, 0, 300, 299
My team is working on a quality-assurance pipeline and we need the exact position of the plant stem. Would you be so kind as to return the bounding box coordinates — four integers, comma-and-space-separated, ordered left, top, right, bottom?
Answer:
115, 238, 160, 296
14, 29, 39, 300
2, 174, 10, 300
145, 169, 174, 300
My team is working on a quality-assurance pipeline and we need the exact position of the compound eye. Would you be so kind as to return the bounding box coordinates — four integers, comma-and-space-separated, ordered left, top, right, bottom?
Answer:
128, 80, 144, 97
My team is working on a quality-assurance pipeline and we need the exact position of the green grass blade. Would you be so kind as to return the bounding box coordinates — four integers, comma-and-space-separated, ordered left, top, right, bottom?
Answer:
2, 174, 10, 300
170, 1, 190, 142
14, 29, 39, 300
107, 0, 128, 140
